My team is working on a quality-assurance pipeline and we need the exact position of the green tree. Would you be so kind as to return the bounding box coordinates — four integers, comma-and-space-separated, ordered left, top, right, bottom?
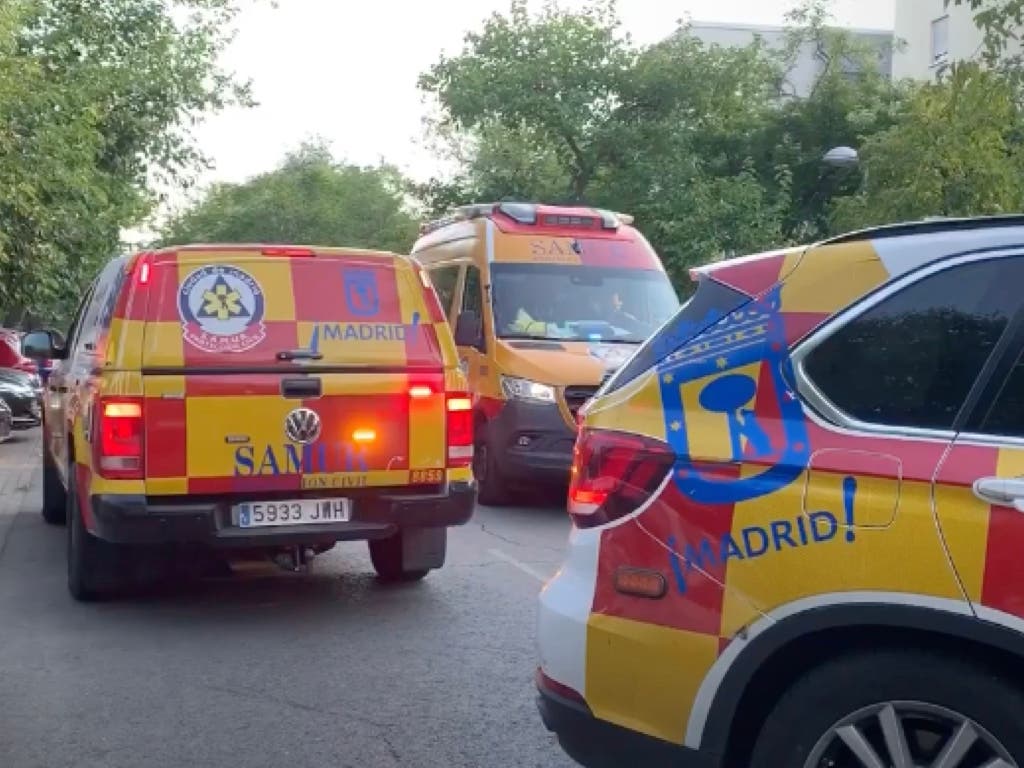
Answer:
418, 0, 906, 279
0, 0, 251, 325
162, 141, 420, 253
948, 0, 1024, 70
832, 63, 1024, 229
419, 0, 633, 203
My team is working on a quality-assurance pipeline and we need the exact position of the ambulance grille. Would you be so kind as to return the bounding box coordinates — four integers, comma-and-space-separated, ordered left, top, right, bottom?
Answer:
563, 385, 599, 418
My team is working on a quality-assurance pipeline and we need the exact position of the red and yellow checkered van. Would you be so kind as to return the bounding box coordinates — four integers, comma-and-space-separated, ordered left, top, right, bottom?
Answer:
23, 244, 475, 600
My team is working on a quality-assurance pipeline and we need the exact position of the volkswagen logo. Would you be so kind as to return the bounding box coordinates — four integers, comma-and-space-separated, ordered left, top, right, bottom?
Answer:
284, 408, 321, 444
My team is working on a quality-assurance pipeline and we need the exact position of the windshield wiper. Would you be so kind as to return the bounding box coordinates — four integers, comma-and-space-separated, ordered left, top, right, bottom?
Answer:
277, 349, 324, 361
501, 334, 565, 342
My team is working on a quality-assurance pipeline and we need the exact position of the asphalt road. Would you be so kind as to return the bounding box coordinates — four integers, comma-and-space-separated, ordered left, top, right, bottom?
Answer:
0, 429, 577, 768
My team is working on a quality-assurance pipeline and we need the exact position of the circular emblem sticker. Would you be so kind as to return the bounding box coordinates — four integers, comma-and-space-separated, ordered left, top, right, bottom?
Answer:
178, 265, 266, 353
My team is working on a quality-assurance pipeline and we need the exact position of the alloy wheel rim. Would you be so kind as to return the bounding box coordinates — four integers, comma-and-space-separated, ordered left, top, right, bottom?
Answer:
805, 701, 1016, 768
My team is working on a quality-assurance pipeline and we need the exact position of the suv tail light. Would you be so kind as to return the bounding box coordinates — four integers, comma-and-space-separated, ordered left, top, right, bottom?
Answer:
568, 429, 674, 529
94, 397, 144, 479
446, 393, 473, 468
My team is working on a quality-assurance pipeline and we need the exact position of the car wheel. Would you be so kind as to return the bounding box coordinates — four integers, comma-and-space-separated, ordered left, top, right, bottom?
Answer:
474, 433, 513, 506
368, 532, 430, 583
41, 449, 67, 525
750, 649, 1024, 768
66, 462, 124, 602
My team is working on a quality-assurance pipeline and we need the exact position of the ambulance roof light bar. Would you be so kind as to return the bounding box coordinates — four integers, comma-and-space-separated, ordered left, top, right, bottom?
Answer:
418, 201, 634, 235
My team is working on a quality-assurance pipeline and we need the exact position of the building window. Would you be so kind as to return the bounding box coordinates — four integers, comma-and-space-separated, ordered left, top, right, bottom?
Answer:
931, 15, 950, 64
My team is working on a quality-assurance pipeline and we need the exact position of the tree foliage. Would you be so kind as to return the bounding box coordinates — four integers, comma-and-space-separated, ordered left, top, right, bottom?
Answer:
0, 0, 251, 325
948, 0, 1024, 69
161, 141, 419, 254
418, 0, 904, 281
833, 63, 1024, 229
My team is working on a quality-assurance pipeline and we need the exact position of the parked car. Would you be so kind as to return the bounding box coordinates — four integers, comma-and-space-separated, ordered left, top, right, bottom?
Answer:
0, 368, 41, 429
0, 399, 12, 442
0, 329, 36, 375
537, 214, 1024, 768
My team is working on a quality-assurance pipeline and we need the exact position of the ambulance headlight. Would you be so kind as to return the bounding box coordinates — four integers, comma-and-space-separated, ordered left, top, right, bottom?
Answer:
501, 376, 556, 404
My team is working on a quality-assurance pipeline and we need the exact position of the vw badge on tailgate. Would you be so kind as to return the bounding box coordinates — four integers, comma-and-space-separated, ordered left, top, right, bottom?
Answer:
284, 408, 321, 444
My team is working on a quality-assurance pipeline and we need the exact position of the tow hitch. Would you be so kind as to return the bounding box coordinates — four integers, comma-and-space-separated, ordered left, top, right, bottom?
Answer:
272, 546, 317, 573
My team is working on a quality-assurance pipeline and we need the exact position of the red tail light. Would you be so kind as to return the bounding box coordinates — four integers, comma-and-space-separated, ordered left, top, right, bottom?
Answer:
446, 393, 473, 468
94, 397, 144, 479
568, 429, 674, 529
131, 252, 154, 287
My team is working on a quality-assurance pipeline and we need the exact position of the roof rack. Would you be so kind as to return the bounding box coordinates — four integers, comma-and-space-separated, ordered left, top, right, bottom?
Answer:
418, 201, 634, 236
821, 213, 1024, 246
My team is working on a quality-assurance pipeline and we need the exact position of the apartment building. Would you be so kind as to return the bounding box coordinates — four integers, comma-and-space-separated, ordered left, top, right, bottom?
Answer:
892, 0, 1009, 80
688, 21, 894, 97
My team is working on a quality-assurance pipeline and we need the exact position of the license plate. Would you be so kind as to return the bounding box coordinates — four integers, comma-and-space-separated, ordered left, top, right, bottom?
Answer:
234, 499, 351, 528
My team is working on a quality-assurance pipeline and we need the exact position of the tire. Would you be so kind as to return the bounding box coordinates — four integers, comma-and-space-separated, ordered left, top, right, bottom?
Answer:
368, 532, 430, 583
41, 448, 67, 526
66, 463, 125, 602
474, 431, 513, 507
750, 649, 1024, 768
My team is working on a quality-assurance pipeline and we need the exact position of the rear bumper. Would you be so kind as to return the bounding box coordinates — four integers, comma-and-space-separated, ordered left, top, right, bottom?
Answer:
485, 400, 576, 481
89, 481, 476, 546
536, 676, 715, 768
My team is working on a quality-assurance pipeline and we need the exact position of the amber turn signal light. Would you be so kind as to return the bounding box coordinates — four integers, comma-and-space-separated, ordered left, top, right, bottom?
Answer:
613, 567, 667, 599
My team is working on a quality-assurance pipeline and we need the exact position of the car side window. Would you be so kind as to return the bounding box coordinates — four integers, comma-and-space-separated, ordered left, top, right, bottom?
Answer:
71, 258, 125, 358
979, 348, 1024, 438
65, 283, 97, 353
462, 265, 482, 316
428, 266, 460, 319
803, 256, 1024, 432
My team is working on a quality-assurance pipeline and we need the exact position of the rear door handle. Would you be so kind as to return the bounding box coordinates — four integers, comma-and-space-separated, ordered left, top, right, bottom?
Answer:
973, 476, 1024, 509
281, 377, 321, 399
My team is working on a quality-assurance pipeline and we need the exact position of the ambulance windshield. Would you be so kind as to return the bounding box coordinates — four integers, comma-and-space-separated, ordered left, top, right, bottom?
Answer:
491, 264, 679, 343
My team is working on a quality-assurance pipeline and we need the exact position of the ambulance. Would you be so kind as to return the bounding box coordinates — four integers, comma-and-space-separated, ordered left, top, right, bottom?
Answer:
411, 202, 680, 504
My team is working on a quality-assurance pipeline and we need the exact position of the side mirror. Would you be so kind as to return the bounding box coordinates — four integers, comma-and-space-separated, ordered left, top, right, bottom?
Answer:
454, 310, 484, 351
22, 330, 67, 360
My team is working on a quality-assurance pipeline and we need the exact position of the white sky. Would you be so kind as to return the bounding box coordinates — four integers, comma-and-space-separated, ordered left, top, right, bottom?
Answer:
163, 0, 894, 222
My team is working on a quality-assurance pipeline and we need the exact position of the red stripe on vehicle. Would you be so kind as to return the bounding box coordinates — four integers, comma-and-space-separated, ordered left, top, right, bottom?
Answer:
292, 262, 402, 323
592, 474, 738, 636
184, 375, 283, 397
144, 398, 187, 478
982, 503, 1024, 618
703, 252, 786, 296
403, 323, 442, 368
782, 311, 829, 345
576, 240, 660, 270
180, 321, 299, 368
303, 394, 410, 471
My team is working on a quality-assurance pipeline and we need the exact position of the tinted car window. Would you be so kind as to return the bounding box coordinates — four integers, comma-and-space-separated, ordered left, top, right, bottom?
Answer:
463, 265, 482, 315
804, 257, 1024, 431
428, 266, 460, 319
75, 258, 124, 356
980, 349, 1024, 438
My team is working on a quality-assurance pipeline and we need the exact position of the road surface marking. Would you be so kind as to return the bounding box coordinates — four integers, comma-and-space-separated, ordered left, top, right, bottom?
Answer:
488, 548, 548, 583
